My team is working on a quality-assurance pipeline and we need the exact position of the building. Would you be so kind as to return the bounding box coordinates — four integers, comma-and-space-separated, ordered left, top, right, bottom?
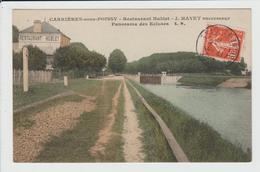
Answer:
16, 20, 71, 69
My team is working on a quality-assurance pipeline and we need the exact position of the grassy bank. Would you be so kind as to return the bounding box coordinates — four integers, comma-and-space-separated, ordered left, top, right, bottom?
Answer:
128, 79, 251, 162
34, 80, 121, 162
126, 81, 177, 162
178, 75, 229, 86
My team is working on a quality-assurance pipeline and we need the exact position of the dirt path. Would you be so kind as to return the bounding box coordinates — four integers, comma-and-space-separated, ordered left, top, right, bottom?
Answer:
89, 82, 122, 158
14, 96, 96, 162
217, 78, 250, 88
122, 79, 145, 162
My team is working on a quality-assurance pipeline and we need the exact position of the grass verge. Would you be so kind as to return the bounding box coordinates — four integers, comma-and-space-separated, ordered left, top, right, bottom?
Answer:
13, 82, 67, 109
34, 80, 121, 162
126, 81, 177, 162
102, 83, 125, 162
13, 78, 101, 110
128, 79, 251, 162
68, 79, 102, 96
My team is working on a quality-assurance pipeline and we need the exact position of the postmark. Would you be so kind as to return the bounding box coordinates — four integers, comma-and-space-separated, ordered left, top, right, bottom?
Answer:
196, 24, 244, 63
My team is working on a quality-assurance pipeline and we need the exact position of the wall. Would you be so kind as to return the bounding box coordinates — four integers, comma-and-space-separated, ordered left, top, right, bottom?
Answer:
60, 34, 70, 47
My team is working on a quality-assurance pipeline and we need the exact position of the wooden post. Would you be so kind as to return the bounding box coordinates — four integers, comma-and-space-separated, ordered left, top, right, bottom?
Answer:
64, 76, 68, 86
161, 71, 167, 85
23, 47, 29, 92
138, 72, 141, 83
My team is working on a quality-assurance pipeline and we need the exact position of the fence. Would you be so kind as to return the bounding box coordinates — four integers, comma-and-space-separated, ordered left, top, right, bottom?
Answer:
52, 70, 104, 80
13, 70, 53, 85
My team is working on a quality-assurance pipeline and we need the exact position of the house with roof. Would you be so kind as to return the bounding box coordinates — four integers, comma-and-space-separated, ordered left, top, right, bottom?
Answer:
17, 20, 71, 69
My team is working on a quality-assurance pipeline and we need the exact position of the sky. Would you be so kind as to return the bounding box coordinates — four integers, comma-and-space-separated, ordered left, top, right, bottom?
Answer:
13, 9, 251, 69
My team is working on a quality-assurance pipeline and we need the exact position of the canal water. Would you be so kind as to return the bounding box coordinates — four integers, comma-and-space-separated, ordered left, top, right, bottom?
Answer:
142, 84, 251, 151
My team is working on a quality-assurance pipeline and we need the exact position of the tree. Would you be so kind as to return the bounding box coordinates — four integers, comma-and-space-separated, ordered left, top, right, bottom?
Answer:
53, 45, 80, 71
108, 49, 127, 73
13, 25, 19, 43
13, 51, 23, 69
13, 45, 47, 70
240, 57, 247, 70
87, 51, 106, 72
53, 42, 106, 73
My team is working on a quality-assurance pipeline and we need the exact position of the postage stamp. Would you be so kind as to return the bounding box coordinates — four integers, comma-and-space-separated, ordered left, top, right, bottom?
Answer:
202, 24, 245, 62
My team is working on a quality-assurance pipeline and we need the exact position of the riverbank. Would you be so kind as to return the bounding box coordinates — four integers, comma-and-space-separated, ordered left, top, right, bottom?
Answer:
125, 74, 251, 88
217, 78, 251, 88
128, 79, 251, 162
178, 75, 251, 88
178, 75, 228, 86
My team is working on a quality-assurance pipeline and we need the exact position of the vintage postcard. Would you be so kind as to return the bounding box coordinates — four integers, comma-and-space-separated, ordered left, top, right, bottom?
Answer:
11, 8, 251, 163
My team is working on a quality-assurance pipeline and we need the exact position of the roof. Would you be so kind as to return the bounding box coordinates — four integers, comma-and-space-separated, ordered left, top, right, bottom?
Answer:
20, 21, 70, 39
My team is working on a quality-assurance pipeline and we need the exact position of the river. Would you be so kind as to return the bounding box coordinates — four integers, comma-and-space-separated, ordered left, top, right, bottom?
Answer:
142, 84, 251, 151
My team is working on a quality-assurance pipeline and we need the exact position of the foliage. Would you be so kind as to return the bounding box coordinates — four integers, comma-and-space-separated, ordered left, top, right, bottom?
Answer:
53, 42, 106, 73
124, 52, 247, 75
108, 49, 127, 73
13, 51, 23, 70
13, 25, 19, 43
13, 45, 47, 70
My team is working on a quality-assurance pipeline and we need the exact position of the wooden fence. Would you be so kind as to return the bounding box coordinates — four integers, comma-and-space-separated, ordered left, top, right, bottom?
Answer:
13, 70, 53, 85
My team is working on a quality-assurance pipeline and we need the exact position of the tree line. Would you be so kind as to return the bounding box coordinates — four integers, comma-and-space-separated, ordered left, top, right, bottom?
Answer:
13, 43, 107, 73
124, 52, 247, 75
13, 44, 127, 74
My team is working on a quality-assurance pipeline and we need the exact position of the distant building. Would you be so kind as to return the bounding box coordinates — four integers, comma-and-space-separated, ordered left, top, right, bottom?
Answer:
15, 20, 71, 69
